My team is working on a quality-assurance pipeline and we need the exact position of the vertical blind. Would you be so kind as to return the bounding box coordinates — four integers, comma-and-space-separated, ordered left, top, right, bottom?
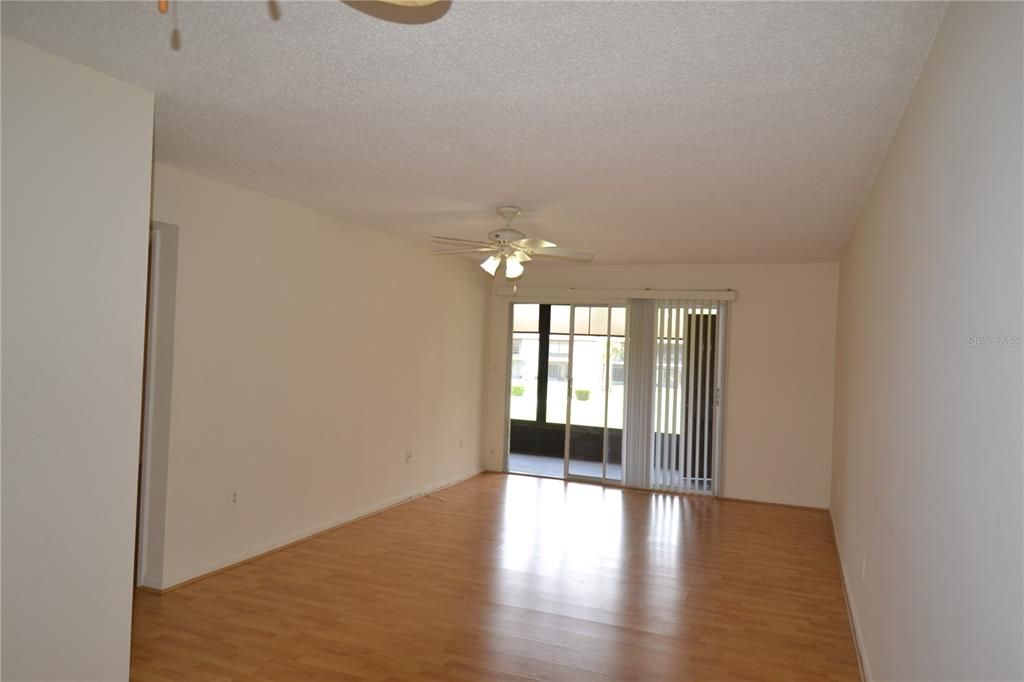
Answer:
622, 300, 656, 490
623, 298, 725, 495
652, 300, 720, 493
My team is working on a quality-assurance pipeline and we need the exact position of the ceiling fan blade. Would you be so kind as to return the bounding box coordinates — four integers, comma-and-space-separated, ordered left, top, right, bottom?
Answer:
432, 247, 498, 255
343, 1, 450, 25
431, 236, 495, 248
512, 237, 557, 249
529, 247, 595, 263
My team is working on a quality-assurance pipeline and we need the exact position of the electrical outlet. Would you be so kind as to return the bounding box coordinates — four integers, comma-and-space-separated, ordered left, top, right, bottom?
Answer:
861, 555, 866, 581
459, 436, 464, 448
405, 449, 413, 463
228, 489, 238, 510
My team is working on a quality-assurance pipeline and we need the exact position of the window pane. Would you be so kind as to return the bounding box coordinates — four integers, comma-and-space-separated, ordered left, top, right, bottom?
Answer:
589, 306, 609, 336
550, 305, 571, 334
509, 332, 539, 420
512, 303, 539, 333
568, 335, 605, 428
574, 307, 591, 335
606, 338, 625, 430
610, 306, 626, 336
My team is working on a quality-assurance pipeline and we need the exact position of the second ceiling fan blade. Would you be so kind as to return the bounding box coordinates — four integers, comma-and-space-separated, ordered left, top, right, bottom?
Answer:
529, 247, 595, 263
431, 236, 495, 248
512, 237, 557, 249
432, 247, 498, 255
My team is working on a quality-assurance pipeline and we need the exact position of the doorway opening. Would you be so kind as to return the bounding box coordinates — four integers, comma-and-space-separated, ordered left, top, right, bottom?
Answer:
134, 222, 178, 589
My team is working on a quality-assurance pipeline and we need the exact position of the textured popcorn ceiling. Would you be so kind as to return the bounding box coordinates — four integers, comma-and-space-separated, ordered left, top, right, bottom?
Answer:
2, 1, 947, 264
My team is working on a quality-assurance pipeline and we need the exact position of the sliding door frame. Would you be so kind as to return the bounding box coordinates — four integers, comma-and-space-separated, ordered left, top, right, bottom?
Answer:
711, 302, 729, 497
563, 303, 621, 484
503, 299, 625, 484
561, 305, 575, 480
502, 290, 733, 497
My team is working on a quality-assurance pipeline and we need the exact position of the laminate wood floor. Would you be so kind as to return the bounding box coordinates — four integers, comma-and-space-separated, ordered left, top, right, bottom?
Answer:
131, 473, 860, 681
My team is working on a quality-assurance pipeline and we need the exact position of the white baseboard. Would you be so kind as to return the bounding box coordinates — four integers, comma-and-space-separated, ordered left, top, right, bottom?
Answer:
150, 467, 484, 591
830, 510, 872, 682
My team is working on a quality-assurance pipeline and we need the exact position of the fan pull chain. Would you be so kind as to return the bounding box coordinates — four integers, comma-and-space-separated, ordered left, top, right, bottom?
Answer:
170, 0, 181, 51
159, 0, 281, 50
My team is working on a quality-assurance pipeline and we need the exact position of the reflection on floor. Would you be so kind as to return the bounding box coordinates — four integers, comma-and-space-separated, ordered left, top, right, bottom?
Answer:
131, 474, 860, 680
509, 452, 622, 480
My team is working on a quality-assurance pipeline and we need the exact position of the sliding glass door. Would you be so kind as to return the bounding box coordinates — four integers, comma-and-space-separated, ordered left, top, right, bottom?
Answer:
566, 306, 625, 480
507, 303, 625, 482
509, 296, 729, 494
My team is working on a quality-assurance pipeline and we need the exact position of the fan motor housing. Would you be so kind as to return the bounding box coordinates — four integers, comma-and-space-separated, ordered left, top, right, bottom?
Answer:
488, 227, 527, 243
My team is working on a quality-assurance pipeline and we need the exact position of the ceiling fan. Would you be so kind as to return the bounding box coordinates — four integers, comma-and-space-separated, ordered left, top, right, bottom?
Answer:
432, 207, 595, 280
153, 0, 448, 49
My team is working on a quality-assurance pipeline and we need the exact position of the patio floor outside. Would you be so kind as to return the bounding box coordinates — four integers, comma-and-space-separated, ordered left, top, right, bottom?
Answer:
508, 452, 622, 481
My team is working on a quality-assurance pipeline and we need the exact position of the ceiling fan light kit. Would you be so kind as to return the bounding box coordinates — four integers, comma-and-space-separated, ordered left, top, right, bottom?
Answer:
432, 206, 595, 281
480, 255, 502, 277
504, 256, 525, 280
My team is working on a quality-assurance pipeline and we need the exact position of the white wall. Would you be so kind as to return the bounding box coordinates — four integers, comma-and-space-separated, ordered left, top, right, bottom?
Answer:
1, 39, 154, 681
483, 263, 839, 508
146, 164, 489, 589
831, 3, 1023, 680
